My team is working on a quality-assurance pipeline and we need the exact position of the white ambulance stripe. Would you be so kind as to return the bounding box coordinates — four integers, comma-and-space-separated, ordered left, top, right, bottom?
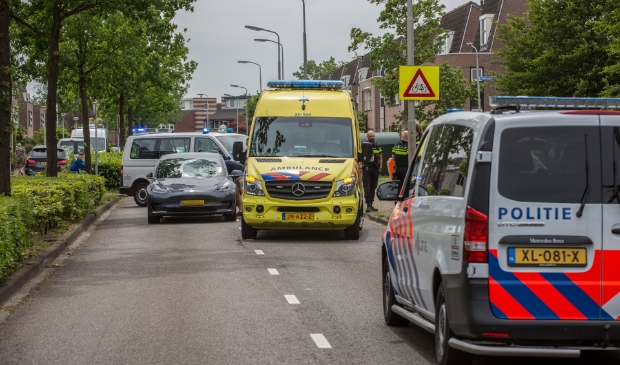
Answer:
603, 292, 620, 320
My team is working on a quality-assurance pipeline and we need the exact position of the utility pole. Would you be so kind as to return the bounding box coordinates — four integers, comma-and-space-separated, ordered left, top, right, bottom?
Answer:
407, 0, 416, 163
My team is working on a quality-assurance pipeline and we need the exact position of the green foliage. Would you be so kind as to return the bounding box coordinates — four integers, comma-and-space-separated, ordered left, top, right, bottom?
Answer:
356, 110, 368, 132
97, 152, 122, 190
243, 93, 260, 130
0, 195, 35, 279
494, 0, 619, 97
33, 127, 70, 145
292, 57, 347, 80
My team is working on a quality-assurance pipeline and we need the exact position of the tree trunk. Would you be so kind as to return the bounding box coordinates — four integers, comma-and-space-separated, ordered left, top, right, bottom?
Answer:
128, 105, 133, 132
45, 5, 62, 177
119, 91, 125, 146
79, 75, 92, 173
0, 0, 11, 196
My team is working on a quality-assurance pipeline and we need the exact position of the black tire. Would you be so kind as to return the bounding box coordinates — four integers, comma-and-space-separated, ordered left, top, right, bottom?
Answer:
133, 182, 149, 207
344, 208, 361, 240
383, 256, 408, 326
435, 282, 474, 365
147, 213, 160, 224
224, 213, 237, 222
241, 216, 257, 239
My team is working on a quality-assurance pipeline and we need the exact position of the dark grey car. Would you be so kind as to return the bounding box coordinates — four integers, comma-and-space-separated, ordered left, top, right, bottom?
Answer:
25, 146, 69, 176
146, 152, 242, 224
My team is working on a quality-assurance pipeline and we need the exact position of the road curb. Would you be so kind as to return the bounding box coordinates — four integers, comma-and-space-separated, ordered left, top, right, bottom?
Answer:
365, 213, 389, 226
0, 196, 121, 306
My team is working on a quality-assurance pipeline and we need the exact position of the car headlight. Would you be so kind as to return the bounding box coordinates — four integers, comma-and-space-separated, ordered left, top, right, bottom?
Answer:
151, 183, 169, 194
216, 181, 232, 192
334, 177, 356, 197
244, 176, 264, 196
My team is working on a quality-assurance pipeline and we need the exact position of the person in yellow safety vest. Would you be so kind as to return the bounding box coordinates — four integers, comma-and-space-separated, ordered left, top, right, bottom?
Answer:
391, 130, 409, 183
364, 131, 382, 213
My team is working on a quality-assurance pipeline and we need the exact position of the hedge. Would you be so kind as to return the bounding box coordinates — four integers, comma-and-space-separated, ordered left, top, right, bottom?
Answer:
0, 174, 106, 279
97, 152, 122, 191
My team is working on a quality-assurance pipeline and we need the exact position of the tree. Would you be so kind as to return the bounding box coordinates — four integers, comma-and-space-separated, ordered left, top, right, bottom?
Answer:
494, 0, 617, 97
0, 0, 10, 195
242, 93, 260, 131
292, 57, 347, 80
593, 2, 620, 97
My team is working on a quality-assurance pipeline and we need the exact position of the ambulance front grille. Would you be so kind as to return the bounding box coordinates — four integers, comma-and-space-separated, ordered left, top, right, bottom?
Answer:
319, 159, 346, 164
255, 158, 282, 163
265, 181, 333, 200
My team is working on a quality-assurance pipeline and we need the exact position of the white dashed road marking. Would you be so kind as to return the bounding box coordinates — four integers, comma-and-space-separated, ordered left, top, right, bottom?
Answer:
255, 250, 264, 255
284, 295, 300, 304
310, 334, 332, 348
267, 268, 279, 275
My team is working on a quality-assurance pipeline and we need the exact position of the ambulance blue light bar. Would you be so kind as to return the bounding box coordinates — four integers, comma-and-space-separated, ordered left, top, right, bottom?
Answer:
266, 80, 345, 89
490, 96, 620, 109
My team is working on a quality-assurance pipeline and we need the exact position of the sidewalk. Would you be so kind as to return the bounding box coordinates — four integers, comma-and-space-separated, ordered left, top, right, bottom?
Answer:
364, 199, 394, 226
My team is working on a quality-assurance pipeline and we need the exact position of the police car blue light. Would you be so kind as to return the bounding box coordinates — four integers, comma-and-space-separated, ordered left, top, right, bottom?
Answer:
266, 80, 345, 89
202, 127, 210, 134
226, 128, 233, 133
447, 108, 464, 113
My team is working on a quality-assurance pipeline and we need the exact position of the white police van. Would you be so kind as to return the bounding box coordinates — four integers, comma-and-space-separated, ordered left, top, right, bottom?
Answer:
376, 96, 620, 364
120, 129, 247, 206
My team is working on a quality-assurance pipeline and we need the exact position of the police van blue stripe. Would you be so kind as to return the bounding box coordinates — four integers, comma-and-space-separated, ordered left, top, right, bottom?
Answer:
540, 273, 601, 320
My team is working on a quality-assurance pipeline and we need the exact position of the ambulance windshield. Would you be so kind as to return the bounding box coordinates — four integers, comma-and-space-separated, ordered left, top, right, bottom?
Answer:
249, 117, 354, 158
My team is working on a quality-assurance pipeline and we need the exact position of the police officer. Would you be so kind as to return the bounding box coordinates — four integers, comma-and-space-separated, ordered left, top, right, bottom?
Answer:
392, 130, 409, 183
364, 131, 382, 213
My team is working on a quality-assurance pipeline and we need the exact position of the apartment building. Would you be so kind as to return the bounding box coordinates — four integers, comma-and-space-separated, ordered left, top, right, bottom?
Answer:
175, 95, 249, 132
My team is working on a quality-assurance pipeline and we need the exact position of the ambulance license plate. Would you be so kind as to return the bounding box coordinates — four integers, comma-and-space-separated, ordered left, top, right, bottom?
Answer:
508, 247, 587, 267
282, 213, 314, 220
180, 200, 204, 206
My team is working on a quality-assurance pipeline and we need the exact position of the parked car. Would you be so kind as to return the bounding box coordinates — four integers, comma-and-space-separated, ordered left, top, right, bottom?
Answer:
146, 152, 243, 224
58, 138, 86, 155
25, 146, 69, 176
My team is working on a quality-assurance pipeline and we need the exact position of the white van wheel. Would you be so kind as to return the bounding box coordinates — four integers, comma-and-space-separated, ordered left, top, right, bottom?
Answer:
133, 182, 149, 207
435, 282, 473, 365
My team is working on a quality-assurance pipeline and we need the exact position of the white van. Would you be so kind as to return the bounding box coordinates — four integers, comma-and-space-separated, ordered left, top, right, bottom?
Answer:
120, 131, 247, 206
57, 138, 86, 154
70, 128, 108, 151
376, 96, 620, 364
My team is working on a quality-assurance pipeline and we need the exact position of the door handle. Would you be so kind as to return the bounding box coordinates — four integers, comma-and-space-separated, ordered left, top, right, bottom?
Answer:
613, 228, 620, 235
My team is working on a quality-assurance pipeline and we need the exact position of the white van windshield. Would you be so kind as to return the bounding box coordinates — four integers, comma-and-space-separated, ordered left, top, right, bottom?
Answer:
249, 117, 353, 157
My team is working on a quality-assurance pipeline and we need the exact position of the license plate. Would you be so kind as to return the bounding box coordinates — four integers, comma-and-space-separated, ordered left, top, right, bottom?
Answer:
41, 162, 47, 166
282, 213, 314, 220
180, 200, 204, 206
508, 247, 587, 267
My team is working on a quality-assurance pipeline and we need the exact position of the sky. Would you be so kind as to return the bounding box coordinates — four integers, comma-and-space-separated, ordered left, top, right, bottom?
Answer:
174, 0, 465, 101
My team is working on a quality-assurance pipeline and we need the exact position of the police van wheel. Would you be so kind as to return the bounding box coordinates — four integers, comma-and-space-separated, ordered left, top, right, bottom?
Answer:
344, 210, 361, 240
241, 216, 257, 239
383, 256, 408, 326
435, 282, 474, 365
133, 182, 149, 207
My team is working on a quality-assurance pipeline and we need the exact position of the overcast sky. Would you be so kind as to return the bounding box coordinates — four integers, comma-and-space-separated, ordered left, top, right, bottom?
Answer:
174, 0, 465, 101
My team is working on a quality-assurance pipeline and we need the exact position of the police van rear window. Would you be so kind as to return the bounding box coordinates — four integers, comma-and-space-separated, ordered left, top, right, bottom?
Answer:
498, 126, 601, 203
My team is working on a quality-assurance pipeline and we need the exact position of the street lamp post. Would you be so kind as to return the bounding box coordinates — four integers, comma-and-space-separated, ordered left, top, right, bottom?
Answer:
301, 0, 307, 79
238, 61, 263, 92
254, 39, 283, 80
245, 25, 281, 79
92, 101, 99, 175
467, 42, 482, 112
224, 93, 240, 133
231, 85, 248, 135
406, 0, 416, 163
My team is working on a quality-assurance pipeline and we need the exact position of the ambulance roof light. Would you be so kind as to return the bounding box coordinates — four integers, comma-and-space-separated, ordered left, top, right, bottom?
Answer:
266, 80, 345, 90
490, 96, 620, 109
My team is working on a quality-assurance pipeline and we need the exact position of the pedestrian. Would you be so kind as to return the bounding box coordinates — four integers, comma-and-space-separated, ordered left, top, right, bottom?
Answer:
391, 130, 409, 183
70, 152, 86, 173
364, 131, 382, 213
225, 159, 245, 216
14, 143, 25, 176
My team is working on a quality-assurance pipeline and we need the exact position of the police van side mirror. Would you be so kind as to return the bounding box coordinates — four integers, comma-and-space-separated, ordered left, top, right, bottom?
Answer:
359, 142, 373, 163
232, 141, 244, 162
376, 181, 400, 201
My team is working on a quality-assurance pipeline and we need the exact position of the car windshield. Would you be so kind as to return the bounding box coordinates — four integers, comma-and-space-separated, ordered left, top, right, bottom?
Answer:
156, 158, 224, 179
215, 135, 247, 154
91, 138, 106, 151
30, 148, 67, 159
249, 117, 353, 157
59, 141, 86, 153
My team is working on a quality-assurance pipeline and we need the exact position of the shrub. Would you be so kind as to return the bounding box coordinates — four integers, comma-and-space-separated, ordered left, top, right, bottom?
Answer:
0, 195, 35, 279
96, 152, 122, 191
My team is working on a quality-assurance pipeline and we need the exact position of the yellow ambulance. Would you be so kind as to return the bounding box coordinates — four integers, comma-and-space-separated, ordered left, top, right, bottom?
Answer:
235, 80, 373, 240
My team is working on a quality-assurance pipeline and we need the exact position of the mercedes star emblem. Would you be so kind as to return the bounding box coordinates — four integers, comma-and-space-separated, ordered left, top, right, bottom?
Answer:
291, 182, 306, 197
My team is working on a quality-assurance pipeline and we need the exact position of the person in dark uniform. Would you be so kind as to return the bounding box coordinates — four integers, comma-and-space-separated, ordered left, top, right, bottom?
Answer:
364, 131, 382, 213
391, 130, 409, 183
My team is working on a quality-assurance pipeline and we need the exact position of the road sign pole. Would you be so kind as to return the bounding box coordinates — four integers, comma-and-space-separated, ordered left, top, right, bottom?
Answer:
406, 0, 416, 163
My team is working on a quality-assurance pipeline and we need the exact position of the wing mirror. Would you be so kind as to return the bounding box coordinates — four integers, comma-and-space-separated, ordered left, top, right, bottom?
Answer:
232, 141, 245, 163
146, 172, 155, 182
376, 181, 401, 201
359, 142, 373, 164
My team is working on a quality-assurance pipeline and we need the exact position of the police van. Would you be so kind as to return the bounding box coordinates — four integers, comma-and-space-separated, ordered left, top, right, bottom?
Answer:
237, 80, 372, 240
376, 96, 620, 364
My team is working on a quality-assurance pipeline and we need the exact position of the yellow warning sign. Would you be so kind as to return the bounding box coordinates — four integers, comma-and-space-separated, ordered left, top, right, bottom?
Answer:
399, 66, 440, 101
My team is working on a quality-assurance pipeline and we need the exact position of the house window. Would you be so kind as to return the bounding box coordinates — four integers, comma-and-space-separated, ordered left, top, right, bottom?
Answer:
471, 67, 483, 82
358, 68, 369, 82
341, 75, 351, 87
363, 88, 372, 111
40, 113, 45, 127
441, 31, 455, 54
479, 14, 494, 46
181, 100, 193, 110
393, 94, 400, 106
28, 111, 33, 127
355, 94, 359, 110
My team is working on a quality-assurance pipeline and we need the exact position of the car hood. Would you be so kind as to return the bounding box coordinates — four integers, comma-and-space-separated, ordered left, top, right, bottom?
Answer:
154, 177, 228, 193
246, 157, 357, 182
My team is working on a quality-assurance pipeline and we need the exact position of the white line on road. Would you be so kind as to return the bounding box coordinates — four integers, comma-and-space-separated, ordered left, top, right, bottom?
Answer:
255, 250, 264, 255
268, 268, 279, 275
284, 295, 300, 304
310, 334, 332, 348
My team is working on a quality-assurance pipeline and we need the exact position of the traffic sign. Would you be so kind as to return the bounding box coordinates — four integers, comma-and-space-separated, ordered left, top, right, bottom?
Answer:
479, 75, 493, 82
399, 66, 439, 101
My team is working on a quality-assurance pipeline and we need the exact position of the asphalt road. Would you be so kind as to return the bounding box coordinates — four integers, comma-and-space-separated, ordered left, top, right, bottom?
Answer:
0, 198, 618, 364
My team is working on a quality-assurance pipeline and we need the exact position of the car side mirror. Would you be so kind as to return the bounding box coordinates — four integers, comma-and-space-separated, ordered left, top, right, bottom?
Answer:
146, 172, 155, 182
232, 141, 244, 162
376, 181, 401, 201
359, 142, 373, 164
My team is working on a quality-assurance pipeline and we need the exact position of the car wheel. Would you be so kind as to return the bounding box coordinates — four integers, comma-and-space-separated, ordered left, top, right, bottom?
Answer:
147, 213, 160, 224
435, 282, 474, 365
344, 208, 361, 240
383, 255, 408, 326
133, 182, 149, 207
241, 216, 257, 239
